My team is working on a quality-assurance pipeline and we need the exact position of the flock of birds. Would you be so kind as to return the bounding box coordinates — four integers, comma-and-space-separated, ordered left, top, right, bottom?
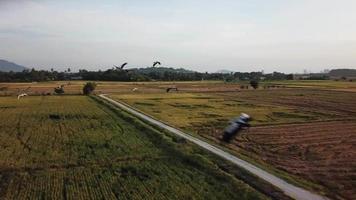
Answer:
16, 61, 163, 99
120, 61, 178, 93
15, 61, 249, 142
114, 61, 161, 72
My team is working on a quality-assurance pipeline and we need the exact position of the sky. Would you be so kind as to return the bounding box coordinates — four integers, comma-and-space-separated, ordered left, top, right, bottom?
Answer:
0, 0, 356, 73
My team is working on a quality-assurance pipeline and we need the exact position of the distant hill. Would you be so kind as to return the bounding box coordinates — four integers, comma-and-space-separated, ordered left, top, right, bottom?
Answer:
0, 59, 27, 72
329, 69, 356, 77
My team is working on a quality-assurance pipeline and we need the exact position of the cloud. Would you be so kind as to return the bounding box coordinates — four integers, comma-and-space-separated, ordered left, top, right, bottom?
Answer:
0, 0, 356, 72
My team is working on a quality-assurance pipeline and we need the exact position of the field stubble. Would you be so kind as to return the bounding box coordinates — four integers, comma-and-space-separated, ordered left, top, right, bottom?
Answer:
111, 88, 356, 199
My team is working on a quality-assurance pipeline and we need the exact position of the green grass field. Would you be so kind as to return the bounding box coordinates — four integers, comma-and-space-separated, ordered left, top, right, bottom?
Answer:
0, 95, 270, 199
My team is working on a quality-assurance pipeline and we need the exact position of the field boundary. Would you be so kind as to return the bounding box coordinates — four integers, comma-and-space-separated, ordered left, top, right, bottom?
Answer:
99, 94, 329, 200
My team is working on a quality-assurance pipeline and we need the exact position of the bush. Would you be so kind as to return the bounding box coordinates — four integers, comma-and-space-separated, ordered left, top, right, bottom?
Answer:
83, 82, 97, 95
250, 80, 259, 89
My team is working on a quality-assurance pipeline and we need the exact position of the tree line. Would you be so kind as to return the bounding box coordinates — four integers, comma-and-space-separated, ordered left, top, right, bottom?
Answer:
0, 67, 294, 82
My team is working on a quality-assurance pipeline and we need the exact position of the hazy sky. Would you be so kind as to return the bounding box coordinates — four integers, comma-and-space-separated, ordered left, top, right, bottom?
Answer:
1, 0, 356, 73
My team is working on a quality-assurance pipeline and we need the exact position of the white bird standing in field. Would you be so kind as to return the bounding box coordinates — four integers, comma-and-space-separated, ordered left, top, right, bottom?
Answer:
16, 86, 31, 99
132, 88, 138, 92
17, 93, 28, 99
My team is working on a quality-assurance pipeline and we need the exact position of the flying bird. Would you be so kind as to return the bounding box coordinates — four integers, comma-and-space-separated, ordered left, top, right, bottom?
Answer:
114, 63, 129, 71
153, 61, 161, 67
121, 62, 128, 69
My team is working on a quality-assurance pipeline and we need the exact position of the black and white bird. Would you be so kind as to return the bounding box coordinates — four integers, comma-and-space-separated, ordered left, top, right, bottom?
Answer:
114, 62, 128, 70
120, 62, 128, 69
153, 61, 161, 67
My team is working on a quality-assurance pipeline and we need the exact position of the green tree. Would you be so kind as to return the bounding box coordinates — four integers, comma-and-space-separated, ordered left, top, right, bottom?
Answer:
83, 82, 97, 95
250, 80, 259, 89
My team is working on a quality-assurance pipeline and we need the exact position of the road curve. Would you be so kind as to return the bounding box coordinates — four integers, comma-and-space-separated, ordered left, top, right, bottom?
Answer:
99, 94, 328, 200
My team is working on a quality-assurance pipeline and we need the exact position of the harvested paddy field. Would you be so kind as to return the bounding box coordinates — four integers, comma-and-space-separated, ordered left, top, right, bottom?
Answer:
2, 80, 356, 198
112, 89, 356, 131
204, 121, 356, 199
1, 80, 355, 96
0, 81, 242, 96
111, 87, 356, 199
229, 121, 356, 199
0, 95, 269, 199
266, 80, 356, 92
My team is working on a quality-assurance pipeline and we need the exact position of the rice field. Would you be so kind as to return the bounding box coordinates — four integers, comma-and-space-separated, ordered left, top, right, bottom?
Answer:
110, 88, 356, 136
265, 80, 356, 92
110, 87, 356, 200
1, 80, 356, 97
2, 80, 356, 199
0, 95, 268, 199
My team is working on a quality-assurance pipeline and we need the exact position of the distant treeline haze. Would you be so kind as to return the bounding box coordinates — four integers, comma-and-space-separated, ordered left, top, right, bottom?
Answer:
0, 67, 296, 82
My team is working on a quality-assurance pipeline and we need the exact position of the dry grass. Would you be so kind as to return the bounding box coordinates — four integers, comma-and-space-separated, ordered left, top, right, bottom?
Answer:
2, 80, 356, 199
109, 85, 356, 199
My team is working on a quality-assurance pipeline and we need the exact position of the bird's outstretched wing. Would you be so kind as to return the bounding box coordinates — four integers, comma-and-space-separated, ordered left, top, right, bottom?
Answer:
153, 61, 161, 67
121, 62, 128, 69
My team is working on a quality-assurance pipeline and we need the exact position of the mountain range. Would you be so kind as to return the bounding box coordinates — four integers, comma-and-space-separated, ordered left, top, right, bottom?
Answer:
0, 59, 27, 72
